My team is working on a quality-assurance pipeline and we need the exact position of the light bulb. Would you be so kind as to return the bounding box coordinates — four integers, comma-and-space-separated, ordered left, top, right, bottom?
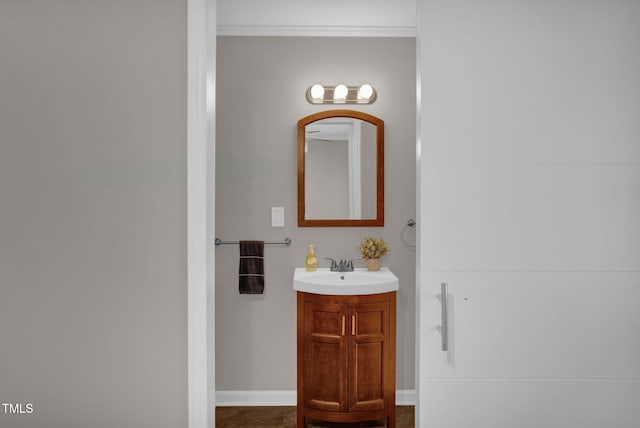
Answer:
333, 84, 348, 101
358, 84, 374, 100
309, 84, 324, 100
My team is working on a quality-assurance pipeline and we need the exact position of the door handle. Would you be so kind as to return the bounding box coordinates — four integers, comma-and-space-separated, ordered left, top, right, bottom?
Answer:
341, 316, 346, 336
440, 282, 448, 351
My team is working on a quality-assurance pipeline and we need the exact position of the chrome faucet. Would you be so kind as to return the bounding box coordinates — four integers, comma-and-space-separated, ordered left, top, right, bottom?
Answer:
325, 258, 357, 272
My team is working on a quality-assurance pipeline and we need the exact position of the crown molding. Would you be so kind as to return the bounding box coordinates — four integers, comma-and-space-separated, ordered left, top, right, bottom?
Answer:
217, 24, 416, 38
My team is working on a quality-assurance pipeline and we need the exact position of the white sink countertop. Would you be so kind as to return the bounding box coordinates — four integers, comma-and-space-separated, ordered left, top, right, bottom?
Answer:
293, 267, 399, 295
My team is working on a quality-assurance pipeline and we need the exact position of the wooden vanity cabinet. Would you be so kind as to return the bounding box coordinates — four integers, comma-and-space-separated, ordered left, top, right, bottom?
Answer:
297, 291, 396, 428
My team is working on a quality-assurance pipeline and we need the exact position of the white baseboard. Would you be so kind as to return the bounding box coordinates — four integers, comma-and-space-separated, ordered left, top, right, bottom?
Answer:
216, 390, 416, 407
395, 389, 416, 406
216, 390, 296, 407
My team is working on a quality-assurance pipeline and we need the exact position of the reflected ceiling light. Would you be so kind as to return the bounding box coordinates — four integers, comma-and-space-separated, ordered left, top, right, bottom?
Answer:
306, 83, 377, 104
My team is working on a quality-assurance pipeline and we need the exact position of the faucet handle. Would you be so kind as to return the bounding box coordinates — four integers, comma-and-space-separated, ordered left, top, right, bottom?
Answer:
324, 258, 338, 270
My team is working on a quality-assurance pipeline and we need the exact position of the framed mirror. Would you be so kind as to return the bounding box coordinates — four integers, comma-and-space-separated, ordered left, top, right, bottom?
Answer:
298, 110, 384, 227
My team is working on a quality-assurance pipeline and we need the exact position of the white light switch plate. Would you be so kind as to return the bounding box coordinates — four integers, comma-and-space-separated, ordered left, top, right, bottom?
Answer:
271, 207, 284, 227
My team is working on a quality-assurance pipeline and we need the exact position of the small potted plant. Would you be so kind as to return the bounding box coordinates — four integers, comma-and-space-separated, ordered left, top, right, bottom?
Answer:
359, 235, 389, 271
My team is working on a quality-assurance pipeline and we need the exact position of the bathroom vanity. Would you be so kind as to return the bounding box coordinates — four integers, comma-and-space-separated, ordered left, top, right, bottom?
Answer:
294, 268, 398, 428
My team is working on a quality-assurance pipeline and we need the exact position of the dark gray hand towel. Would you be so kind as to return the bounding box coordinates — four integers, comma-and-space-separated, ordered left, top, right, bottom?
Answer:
239, 240, 264, 294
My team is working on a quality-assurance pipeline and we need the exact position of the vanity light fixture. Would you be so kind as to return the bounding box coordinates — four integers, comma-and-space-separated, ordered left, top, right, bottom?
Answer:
306, 83, 377, 104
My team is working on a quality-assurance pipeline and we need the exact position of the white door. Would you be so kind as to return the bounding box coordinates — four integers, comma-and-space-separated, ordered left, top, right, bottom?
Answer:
417, 1, 640, 426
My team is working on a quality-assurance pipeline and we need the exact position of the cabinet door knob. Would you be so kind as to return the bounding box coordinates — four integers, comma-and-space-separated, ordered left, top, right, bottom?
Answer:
351, 315, 356, 336
341, 316, 346, 336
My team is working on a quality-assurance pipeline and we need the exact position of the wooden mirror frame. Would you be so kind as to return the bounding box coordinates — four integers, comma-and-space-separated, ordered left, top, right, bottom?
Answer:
298, 109, 384, 227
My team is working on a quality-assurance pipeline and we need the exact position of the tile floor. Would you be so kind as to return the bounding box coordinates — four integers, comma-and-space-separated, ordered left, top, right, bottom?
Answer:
215, 406, 414, 428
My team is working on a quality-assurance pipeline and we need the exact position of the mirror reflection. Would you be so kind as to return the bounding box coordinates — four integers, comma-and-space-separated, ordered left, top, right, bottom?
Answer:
305, 118, 377, 219
298, 110, 384, 227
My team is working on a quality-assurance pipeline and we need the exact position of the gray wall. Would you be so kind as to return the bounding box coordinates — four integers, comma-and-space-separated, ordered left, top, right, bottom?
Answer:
216, 37, 416, 391
0, 2, 187, 427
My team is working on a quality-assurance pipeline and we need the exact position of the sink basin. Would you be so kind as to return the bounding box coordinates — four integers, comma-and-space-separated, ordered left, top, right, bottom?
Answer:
293, 267, 398, 295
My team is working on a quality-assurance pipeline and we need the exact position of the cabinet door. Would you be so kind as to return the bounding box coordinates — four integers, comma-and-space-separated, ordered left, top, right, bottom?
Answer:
348, 301, 389, 412
303, 301, 348, 412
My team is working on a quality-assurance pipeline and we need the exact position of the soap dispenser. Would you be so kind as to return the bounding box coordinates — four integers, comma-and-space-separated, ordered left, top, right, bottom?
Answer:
305, 244, 318, 272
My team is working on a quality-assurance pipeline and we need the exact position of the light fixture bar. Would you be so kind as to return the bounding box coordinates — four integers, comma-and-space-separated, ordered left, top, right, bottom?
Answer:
306, 83, 377, 105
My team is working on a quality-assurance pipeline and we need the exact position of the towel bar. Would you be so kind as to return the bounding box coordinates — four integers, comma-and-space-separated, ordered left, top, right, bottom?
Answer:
215, 238, 291, 246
